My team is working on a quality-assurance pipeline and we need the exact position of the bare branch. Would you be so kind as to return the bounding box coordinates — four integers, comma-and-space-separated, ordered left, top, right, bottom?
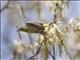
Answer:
16, 26, 22, 40
0, 0, 11, 13
62, 40, 73, 60
28, 33, 34, 46
26, 38, 45, 60
48, 51, 55, 60
26, 46, 41, 60
53, 44, 55, 60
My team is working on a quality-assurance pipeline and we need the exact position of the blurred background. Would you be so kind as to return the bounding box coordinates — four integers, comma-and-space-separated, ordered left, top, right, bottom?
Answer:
1, 1, 80, 60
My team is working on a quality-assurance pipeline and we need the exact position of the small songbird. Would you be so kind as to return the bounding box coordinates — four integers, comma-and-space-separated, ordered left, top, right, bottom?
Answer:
18, 23, 49, 34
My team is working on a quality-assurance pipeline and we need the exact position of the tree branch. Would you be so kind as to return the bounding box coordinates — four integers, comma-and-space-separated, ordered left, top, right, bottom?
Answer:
16, 26, 22, 40
48, 51, 55, 60
53, 43, 55, 60
26, 46, 41, 60
62, 40, 73, 60
0, 0, 11, 13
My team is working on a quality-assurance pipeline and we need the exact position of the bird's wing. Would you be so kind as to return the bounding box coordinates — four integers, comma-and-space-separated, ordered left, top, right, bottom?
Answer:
26, 23, 44, 30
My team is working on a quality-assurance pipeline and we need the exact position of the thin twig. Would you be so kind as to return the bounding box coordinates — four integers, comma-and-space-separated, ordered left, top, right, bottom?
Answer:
26, 46, 41, 60
26, 37, 47, 60
62, 41, 73, 60
48, 51, 55, 59
53, 44, 55, 60
28, 33, 34, 46
16, 26, 22, 40
0, 0, 11, 13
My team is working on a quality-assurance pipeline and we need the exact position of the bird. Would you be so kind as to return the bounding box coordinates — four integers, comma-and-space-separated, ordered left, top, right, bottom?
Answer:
17, 23, 49, 34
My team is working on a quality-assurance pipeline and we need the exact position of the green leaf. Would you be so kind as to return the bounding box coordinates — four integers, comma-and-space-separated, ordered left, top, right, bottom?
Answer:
41, 35, 49, 60
56, 28, 63, 56
58, 39, 63, 56
41, 43, 48, 60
